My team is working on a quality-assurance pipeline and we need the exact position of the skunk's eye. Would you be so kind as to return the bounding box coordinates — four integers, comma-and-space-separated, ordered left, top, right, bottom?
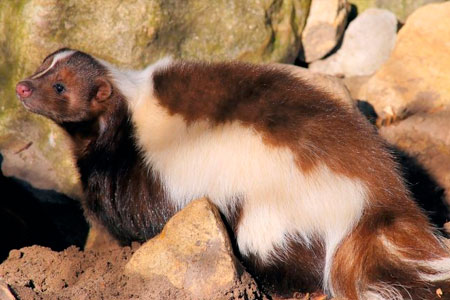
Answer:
53, 83, 65, 94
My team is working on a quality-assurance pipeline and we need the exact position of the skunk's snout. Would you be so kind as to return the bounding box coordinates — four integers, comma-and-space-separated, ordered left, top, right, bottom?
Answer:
16, 81, 33, 98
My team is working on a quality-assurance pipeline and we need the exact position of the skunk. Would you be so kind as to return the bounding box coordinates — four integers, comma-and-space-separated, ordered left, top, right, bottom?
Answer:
16, 48, 450, 299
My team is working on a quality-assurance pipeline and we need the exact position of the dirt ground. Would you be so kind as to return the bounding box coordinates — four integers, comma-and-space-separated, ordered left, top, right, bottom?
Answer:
0, 244, 263, 300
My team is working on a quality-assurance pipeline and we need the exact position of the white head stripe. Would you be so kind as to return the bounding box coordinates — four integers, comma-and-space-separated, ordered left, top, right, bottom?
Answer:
31, 50, 76, 79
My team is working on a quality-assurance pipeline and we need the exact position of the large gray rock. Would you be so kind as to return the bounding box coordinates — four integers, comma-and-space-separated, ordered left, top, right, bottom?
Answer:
301, 0, 350, 62
125, 198, 243, 299
0, 0, 311, 198
309, 8, 397, 77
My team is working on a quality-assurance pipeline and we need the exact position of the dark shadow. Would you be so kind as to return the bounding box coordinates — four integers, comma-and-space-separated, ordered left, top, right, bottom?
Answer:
356, 100, 449, 233
356, 100, 378, 125
347, 4, 358, 26
393, 148, 449, 231
0, 154, 89, 262
293, 56, 309, 68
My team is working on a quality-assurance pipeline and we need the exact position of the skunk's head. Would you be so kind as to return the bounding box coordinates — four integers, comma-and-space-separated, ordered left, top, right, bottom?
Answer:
16, 48, 113, 124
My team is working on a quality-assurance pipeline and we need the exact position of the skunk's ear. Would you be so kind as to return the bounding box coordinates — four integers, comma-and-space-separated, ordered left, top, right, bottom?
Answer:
94, 77, 112, 102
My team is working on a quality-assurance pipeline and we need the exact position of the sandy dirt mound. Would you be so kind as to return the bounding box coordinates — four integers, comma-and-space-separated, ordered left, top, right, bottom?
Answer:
0, 244, 262, 300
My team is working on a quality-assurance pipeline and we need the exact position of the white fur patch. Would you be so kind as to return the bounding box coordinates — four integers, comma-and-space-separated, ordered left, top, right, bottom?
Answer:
98, 56, 173, 111
31, 50, 75, 79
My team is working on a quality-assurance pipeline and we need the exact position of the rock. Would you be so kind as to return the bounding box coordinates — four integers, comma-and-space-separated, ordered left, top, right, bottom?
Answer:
301, 0, 349, 62
125, 198, 242, 299
309, 8, 397, 77
84, 220, 119, 251
379, 109, 450, 205
349, 0, 446, 22
364, 2, 450, 123
445, 222, 450, 235
0, 0, 311, 199
0, 280, 16, 300
275, 63, 355, 108
0, 111, 81, 199
342, 75, 371, 101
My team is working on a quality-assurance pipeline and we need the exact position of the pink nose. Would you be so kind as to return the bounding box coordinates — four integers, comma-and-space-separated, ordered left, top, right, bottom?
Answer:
16, 82, 33, 98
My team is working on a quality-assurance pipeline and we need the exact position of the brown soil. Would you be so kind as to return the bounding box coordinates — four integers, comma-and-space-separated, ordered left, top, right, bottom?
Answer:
0, 244, 263, 300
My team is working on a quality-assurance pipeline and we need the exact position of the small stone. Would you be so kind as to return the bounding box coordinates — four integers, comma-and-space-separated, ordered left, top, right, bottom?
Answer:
84, 220, 119, 250
309, 8, 397, 77
444, 222, 450, 235
125, 198, 241, 299
7, 250, 23, 260
437, 287, 443, 298
302, 0, 350, 62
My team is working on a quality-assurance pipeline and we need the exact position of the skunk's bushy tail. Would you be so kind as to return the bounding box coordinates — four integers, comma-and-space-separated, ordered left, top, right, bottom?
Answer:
331, 203, 450, 300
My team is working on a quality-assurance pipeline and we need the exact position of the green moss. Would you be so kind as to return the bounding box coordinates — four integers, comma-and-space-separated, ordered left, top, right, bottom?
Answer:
261, 0, 310, 63
0, 0, 28, 112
